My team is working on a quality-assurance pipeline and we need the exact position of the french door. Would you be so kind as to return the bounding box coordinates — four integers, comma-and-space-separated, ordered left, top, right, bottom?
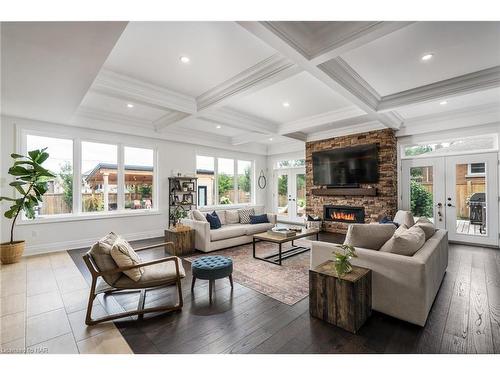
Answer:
274, 168, 306, 223
402, 153, 499, 246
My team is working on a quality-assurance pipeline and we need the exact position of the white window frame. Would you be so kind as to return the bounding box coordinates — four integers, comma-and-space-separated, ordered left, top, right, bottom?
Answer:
17, 128, 159, 224
196, 154, 254, 208
466, 162, 486, 177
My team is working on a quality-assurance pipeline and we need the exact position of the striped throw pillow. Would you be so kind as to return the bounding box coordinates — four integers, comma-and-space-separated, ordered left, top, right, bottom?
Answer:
238, 208, 255, 224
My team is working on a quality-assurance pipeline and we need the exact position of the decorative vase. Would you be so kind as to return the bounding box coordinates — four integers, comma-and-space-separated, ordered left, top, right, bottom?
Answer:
0, 240, 25, 264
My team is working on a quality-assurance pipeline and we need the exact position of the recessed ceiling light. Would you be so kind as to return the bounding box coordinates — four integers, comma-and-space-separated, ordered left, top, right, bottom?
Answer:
126, 103, 134, 108
440, 100, 448, 105
421, 53, 434, 61
282, 102, 290, 108
216, 125, 221, 129
180, 56, 190, 64
269, 137, 273, 141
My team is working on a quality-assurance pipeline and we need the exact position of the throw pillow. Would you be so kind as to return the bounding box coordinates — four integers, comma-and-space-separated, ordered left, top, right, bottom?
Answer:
89, 232, 120, 285
225, 210, 240, 224
206, 211, 222, 229
379, 216, 399, 227
393, 210, 415, 228
249, 213, 269, 224
215, 210, 227, 225
414, 217, 436, 240
191, 210, 208, 222
238, 208, 255, 224
379, 225, 426, 256
344, 223, 397, 250
110, 237, 144, 282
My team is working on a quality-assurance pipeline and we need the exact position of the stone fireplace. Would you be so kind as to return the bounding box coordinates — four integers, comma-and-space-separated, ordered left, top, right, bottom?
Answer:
324, 205, 365, 224
306, 128, 398, 234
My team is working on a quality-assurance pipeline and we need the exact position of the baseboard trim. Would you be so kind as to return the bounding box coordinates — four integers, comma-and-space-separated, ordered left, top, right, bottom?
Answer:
24, 230, 164, 256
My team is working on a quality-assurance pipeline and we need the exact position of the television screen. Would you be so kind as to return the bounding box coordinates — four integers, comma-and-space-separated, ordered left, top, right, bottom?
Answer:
312, 144, 379, 186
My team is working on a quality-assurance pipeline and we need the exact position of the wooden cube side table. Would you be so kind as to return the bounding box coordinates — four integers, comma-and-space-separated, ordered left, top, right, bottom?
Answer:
164, 227, 195, 256
309, 261, 372, 334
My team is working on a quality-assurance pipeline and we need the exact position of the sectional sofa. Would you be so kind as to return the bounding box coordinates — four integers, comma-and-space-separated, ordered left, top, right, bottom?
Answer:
181, 205, 276, 252
310, 211, 448, 326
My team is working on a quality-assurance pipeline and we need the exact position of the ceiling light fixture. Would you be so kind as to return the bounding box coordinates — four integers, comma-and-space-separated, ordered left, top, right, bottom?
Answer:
269, 137, 273, 141
180, 56, 190, 64
126, 103, 134, 108
282, 102, 290, 108
216, 125, 221, 129
440, 100, 448, 105
421, 53, 434, 61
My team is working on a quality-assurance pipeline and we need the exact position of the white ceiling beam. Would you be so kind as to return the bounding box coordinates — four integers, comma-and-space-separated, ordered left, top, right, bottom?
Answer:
378, 66, 500, 112
309, 22, 414, 66
92, 69, 197, 114
196, 53, 301, 111
231, 132, 275, 145
198, 107, 279, 134
238, 22, 403, 130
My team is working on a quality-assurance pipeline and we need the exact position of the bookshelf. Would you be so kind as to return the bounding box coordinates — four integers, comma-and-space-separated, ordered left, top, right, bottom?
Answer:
168, 177, 198, 228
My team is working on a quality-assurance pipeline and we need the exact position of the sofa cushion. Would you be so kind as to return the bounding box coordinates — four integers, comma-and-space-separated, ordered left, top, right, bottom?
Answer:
210, 224, 248, 241
344, 224, 396, 250
89, 232, 120, 285
215, 210, 227, 225
206, 212, 222, 229
238, 208, 255, 224
379, 225, 426, 256
225, 210, 240, 224
393, 210, 415, 228
245, 222, 274, 235
110, 237, 144, 282
414, 217, 436, 240
250, 213, 269, 224
192, 210, 208, 222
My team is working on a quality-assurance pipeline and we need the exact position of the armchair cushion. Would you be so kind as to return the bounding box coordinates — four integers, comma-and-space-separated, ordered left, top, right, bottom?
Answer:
110, 237, 144, 282
112, 257, 185, 289
393, 210, 415, 228
89, 232, 120, 285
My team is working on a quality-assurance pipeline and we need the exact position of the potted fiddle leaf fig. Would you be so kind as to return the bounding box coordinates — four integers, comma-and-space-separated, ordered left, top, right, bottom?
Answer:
0, 149, 55, 264
333, 244, 357, 277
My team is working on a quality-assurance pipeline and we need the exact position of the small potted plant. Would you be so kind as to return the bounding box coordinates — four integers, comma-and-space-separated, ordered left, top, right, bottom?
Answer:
0, 149, 55, 264
332, 244, 357, 277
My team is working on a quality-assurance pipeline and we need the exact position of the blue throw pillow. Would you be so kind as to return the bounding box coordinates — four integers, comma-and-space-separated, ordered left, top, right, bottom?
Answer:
206, 211, 221, 229
379, 216, 399, 228
249, 214, 269, 224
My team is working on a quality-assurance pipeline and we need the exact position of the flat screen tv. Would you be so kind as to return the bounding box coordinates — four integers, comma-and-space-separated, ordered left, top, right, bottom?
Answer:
312, 144, 379, 186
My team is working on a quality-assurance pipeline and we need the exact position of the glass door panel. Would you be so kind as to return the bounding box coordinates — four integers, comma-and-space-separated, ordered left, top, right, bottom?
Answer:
294, 172, 306, 220
276, 172, 289, 220
445, 153, 498, 246
409, 166, 434, 222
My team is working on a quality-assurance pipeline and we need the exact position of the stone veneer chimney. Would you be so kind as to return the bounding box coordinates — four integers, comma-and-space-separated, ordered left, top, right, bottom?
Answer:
305, 128, 398, 234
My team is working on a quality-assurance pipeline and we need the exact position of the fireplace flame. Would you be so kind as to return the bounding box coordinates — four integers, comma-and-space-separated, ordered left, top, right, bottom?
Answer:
331, 212, 356, 221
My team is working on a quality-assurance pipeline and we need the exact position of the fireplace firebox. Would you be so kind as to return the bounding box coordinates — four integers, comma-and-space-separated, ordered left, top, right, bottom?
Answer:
323, 205, 365, 223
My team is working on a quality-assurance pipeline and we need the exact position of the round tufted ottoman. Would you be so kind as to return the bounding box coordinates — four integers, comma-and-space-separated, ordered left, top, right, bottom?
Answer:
191, 256, 233, 303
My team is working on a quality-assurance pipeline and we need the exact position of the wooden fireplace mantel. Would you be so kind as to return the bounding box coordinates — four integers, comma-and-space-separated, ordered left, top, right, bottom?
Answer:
311, 187, 377, 197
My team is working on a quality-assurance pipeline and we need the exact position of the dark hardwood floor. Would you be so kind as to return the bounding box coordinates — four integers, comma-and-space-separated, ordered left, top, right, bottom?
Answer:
69, 234, 500, 354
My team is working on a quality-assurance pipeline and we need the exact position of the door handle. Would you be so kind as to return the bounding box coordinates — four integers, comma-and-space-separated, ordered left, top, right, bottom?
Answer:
447, 203, 455, 207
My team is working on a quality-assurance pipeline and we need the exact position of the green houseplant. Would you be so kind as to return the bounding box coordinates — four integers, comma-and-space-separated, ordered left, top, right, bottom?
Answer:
332, 244, 357, 277
0, 149, 55, 264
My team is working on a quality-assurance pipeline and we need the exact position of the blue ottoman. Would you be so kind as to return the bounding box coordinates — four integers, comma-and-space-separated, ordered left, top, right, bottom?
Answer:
191, 256, 233, 302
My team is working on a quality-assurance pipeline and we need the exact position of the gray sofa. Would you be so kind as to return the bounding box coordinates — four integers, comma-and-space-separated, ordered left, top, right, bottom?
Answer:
310, 212, 448, 326
181, 205, 276, 252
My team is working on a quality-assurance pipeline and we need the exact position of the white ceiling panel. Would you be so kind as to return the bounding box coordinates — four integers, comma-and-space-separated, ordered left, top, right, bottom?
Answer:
397, 87, 500, 119
227, 71, 353, 123
342, 22, 500, 96
103, 21, 276, 98
80, 91, 170, 121
177, 118, 248, 137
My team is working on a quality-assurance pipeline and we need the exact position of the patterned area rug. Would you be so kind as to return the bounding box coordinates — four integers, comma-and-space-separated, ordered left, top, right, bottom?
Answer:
185, 239, 311, 305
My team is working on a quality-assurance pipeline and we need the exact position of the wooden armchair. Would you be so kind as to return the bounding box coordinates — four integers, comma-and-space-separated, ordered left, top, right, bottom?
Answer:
82, 241, 184, 326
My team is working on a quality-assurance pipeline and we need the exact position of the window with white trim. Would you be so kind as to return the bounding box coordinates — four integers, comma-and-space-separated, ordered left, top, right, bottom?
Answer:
21, 131, 157, 219
196, 155, 253, 206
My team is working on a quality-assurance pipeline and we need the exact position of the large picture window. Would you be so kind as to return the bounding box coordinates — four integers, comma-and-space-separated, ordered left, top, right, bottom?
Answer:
81, 142, 118, 212
26, 135, 74, 216
22, 131, 157, 219
196, 155, 253, 206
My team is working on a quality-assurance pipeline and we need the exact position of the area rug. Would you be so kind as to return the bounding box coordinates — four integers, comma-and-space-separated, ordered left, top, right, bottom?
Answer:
185, 239, 312, 305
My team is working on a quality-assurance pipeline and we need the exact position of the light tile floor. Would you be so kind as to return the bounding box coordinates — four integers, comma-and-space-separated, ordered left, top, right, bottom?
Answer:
0, 251, 132, 354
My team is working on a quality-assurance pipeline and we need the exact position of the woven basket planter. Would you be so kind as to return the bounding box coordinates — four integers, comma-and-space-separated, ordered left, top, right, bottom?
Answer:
0, 240, 25, 264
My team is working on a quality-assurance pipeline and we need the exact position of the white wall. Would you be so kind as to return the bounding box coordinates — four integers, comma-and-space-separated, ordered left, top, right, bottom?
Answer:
0, 116, 268, 255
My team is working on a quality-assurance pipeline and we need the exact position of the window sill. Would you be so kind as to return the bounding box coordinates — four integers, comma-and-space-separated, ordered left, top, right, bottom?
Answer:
18, 209, 163, 226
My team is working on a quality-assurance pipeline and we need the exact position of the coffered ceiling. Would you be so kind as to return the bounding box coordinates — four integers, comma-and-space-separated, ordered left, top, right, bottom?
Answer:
1, 21, 500, 155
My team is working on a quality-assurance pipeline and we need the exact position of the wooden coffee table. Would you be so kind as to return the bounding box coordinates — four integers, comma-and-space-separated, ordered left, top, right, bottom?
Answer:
253, 229, 319, 265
